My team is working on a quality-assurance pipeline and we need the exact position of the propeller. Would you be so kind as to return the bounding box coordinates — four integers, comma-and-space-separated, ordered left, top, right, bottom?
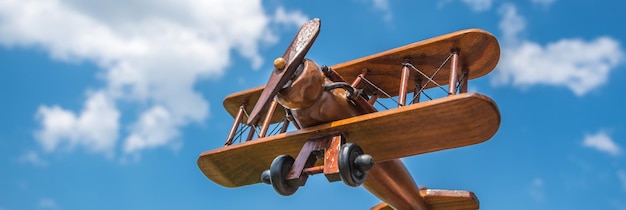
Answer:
246, 18, 321, 125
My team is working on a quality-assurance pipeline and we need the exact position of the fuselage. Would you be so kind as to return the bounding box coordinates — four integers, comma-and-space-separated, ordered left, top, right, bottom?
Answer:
276, 59, 428, 210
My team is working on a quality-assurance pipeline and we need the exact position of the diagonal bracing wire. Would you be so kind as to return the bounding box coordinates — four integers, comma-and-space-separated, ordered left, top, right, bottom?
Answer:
231, 52, 459, 143
358, 74, 400, 108
407, 53, 455, 103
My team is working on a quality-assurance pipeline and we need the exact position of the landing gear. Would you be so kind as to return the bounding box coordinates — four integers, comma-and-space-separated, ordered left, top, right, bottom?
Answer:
338, 143, 374, 187
261, 135, 374, 196
266, 155, 299, 196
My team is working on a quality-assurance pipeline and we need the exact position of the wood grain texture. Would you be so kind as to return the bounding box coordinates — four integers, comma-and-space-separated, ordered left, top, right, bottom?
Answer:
421, 189, 479, 210
332, 29, 499, 97
198, 93, 500, 188
371, 189, 479, 210
222, 28, 499, 123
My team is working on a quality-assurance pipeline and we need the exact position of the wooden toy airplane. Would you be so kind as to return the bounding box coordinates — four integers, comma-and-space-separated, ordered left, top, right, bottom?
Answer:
198, 18, 501, 210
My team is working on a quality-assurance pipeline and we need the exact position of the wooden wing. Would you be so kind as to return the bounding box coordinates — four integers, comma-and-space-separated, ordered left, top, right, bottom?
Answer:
198, 93, 500, 188
222, 28, 499, 124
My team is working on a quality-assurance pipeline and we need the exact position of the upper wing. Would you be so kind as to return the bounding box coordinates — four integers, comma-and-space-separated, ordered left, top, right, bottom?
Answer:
222, 28, 499, 122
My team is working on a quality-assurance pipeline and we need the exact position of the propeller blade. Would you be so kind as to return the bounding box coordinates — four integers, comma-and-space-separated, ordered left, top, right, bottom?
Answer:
247, 18, 321, 125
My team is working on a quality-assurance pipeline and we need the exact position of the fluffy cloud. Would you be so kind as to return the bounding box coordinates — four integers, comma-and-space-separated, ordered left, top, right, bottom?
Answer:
0, 0, 307, 157
273, 6, 309, 28
35, 91, 119, 156
582, 131, 621, 156
493, 4, 623, 96
123, 106, 179, 154
371, 0, 393, 21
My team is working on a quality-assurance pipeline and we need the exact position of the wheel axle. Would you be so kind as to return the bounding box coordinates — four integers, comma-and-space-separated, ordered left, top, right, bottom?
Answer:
355, 154, 374, 172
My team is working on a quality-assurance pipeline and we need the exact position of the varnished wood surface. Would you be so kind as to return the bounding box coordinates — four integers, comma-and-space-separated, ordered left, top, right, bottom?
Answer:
222, 29, 499, 123
421, 189, 479, 209
371, 189, 479, 210
364, 159, 428, 210
198, 93, 500, 187
333, 29, 499, 97
246, 19, 320, 125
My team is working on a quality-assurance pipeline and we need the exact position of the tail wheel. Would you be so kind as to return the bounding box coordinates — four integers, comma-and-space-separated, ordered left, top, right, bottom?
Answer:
269, 155, 298, 196
338, 143, 373, 187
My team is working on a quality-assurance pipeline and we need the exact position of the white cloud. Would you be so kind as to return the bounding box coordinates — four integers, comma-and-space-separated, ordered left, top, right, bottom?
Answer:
583, 131, 621, 156
38, 198, 58, 209
357, 0, 393, 21
497, 38, 622, 96
493, 4, 624, 96
498, 4, 526, 45
18, 151, 48, 167
273, 7, 309, 28
123, 106, 179, 154
0, 0, 307, 158
372, 0, 393, 21
35, 91, 119, 156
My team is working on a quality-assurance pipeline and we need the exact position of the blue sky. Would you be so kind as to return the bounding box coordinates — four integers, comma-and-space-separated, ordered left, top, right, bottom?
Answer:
1, 0, 625, 209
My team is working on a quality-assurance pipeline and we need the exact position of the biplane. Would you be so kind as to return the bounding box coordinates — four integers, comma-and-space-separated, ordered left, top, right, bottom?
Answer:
198, 18, 501, 210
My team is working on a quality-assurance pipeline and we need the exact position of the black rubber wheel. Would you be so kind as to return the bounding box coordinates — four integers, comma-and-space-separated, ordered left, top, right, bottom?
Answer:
269, 155, 298, 196
338, 143, 368, 187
